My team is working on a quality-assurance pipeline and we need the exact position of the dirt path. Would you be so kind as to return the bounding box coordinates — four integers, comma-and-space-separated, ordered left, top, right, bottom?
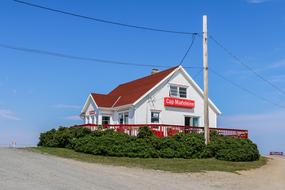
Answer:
192, 156, 285, 190
0, 148, 284, 190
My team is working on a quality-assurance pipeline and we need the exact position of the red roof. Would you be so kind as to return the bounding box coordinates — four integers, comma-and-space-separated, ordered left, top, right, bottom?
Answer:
91, 66, 178, 108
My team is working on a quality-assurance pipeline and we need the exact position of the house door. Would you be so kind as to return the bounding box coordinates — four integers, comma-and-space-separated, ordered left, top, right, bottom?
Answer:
185, 116, 191, 126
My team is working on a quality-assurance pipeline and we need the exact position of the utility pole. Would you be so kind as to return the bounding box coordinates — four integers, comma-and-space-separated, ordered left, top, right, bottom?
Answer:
203, 15, 210, 145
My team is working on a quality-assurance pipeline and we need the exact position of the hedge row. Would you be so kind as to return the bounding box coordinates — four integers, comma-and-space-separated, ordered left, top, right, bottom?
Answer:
38, 126, 91, 149
38, 126, 260, 162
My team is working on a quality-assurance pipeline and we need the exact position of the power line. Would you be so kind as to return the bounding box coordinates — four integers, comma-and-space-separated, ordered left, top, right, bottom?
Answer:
192, 68, 203, 79
209, 68, 285, 109
178, 34, 196, 65
176, 34, 202, 79
13, 0, 199, 36
209, 35, 285, 96
0, 43, 203, 69
10, 1, 283, 109
161, 34, 199, 90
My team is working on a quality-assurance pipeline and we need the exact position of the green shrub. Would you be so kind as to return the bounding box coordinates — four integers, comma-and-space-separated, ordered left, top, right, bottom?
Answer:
39, 126, 260, 162
74, 130, 139, 157
38, 126, 91, 148
73, 129, 210, 159
208, 135, 260, 161
38, 128, 57, 147
137, 126, 154, 138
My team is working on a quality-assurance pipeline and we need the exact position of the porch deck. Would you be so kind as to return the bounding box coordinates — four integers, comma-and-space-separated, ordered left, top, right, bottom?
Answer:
77, 124, 248, 139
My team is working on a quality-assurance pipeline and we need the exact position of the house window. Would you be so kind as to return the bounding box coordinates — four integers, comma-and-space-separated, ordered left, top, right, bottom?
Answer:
179, 87, 187, 98
119, 112, 129, 124
102, 116, 110, 125
151, 112, 160, 123
184, 116, 191, 126
192, 117, 199, 127
170, 85, 178, 97
184, 116, 200, 127
170, 85, 187, 98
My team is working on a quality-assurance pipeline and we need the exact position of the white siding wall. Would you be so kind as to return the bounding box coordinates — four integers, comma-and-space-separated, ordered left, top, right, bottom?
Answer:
133, 71, 218, 127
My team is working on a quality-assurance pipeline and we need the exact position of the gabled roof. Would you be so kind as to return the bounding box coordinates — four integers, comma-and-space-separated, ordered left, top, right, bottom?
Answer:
90, 93, 120, 108
91, 66, 179, 108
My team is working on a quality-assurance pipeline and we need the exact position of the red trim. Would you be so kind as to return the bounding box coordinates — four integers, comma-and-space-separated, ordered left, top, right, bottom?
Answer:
78, 124, 248, 139
89, 110, 96, 115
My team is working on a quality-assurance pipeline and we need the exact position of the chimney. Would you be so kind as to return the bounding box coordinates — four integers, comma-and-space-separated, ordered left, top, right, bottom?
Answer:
151, 68, 159, 75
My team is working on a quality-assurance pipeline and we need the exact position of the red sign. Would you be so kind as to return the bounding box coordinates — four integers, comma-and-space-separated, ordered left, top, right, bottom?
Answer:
89, 110, 96, 115
164, 97, 195, 109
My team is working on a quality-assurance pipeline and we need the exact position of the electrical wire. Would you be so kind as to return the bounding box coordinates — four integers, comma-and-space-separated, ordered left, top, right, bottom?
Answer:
209, 68, 285, 109
192, 68, 204, 79
0, 43, 203, 69
178, 34, 197, 65
11, 0, 285, 110
13, 0, 199, 36
209, 35, 285, 96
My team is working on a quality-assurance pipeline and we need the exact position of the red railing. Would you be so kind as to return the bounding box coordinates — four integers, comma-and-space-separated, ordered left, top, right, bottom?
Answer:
77, 124, 248, 139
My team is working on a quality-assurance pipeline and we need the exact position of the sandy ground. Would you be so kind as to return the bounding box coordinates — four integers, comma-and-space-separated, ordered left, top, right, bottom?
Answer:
0, 148, 284, 190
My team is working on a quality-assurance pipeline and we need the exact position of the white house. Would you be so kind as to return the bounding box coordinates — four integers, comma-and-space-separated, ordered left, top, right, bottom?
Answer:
80, 65, 221, 128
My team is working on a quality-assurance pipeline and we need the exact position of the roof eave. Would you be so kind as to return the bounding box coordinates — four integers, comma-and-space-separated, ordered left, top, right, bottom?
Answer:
81, 94, 98, 114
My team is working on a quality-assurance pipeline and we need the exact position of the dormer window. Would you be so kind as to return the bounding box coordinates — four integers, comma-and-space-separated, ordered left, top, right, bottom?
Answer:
170, 85, 187, 98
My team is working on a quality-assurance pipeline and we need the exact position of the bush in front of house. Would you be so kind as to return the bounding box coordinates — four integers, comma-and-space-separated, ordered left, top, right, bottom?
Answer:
38, 128, 58, 147
208, 134, 260, 162
137, 126, 154, 138
73, 127, 210, 159
73, 130, 138, 157
38, 126, 91, 148
38, 126, 260, 161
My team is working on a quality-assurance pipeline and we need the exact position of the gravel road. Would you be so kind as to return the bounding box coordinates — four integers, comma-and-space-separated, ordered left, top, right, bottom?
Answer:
0, 148, 284, 190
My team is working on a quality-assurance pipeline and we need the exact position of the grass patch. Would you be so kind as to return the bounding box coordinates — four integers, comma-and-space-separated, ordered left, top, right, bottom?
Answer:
27, 147, 267, 173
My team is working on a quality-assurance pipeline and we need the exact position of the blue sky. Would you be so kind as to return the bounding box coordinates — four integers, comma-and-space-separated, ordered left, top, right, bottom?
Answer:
0, 0, 284, 154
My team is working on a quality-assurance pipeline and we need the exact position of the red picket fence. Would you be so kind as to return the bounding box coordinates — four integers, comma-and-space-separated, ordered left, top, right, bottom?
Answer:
77, 124, 248, 139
